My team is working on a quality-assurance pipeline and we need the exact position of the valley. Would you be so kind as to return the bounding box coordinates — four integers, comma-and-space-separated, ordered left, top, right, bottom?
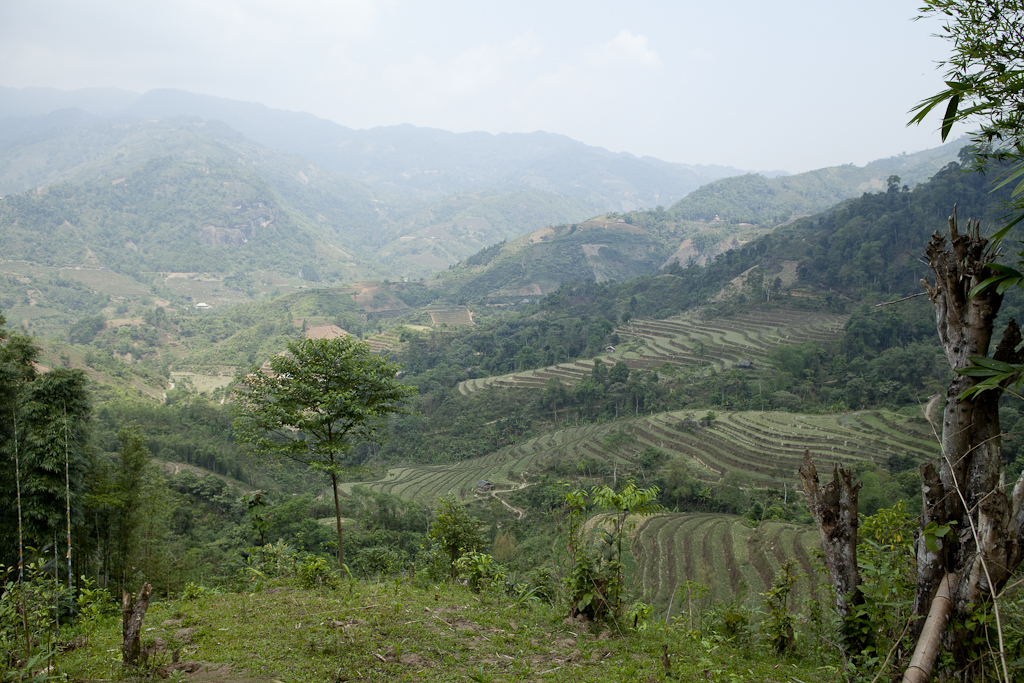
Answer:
3, 86, 1023, 683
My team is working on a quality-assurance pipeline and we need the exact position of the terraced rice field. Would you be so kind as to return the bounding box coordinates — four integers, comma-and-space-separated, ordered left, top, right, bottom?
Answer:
634, 409, 938, 484
632, 513, 822, 610
427, 307, 474, 327
457, 309, 848, 395
363, 330, 403, 354
347, 407, 934, 607
343, 409, 938, 505
622, 309, 848, 371
338, 421, 638, 504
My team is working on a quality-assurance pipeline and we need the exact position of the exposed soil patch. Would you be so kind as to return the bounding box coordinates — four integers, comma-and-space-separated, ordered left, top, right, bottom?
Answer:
304, 324, 349, 340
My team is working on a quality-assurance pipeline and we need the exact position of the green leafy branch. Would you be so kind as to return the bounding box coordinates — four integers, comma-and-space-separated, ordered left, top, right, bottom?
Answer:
954, 356, 1024, 399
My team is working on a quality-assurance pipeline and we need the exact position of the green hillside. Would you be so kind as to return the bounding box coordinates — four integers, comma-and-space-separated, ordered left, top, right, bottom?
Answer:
348, 408, 936, 502
0, 154, 349, 274
0, 119, 608, 280
439, 216, 692, 302
668, 138, 965, 226
458, 308, 848, 394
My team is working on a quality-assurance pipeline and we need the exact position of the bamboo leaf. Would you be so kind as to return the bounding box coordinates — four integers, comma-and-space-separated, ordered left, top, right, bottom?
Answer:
954, 366, 1002, 377
941, 93, 961, 141
970, 275, 1006, 298
967, 357, 1016, 372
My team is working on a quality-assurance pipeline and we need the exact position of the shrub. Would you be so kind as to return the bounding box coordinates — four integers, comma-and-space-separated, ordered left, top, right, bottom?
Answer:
760, 561, 798, 653
454, 551, 506, 593
627, 601, 653, 631
428, 497, 485, 579
492, 530, 518, 562
413, 544, 450, 585
297, 555, 336, 589
354, 546, 406, 579
711, 601, 752, 641
522, 566, 559, 605
181, 581, 218, 600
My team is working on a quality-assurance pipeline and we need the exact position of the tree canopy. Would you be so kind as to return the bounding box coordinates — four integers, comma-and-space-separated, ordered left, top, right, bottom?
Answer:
232, 336, 416, 565
910, 0, 1024, 227
0, 311, 92, 575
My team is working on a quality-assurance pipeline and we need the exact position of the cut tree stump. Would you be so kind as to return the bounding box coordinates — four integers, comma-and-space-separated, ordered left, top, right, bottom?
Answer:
122, 582, 153, 667
797, 449, 869, 656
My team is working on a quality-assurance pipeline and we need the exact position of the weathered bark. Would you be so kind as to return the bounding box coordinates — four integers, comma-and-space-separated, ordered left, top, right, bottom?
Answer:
121, 582, 152, 667
919, 209, 1024, 672
798, 450, 869, 654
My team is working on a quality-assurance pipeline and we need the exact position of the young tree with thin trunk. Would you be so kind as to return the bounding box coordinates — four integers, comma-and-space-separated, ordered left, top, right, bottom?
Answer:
232, 337, 415, 567
111, 427, 152, 590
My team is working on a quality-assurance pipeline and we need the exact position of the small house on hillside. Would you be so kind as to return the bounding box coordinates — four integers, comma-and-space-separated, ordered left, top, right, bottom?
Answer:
475, 480, 493, 492
737, 360, 754, 370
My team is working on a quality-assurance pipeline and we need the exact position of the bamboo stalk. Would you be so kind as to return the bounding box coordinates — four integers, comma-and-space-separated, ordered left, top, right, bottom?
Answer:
12, 407, 23, 583
64, 403, 72, 613
902, 573, 958, 683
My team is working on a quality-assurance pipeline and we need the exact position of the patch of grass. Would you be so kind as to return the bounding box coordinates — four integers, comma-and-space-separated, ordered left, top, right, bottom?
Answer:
57, 578, 837, 682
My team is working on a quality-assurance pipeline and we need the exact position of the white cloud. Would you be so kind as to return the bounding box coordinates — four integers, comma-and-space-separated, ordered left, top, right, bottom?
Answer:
526, 29, 660, 101
379, 33, 540, 109
610, 30, 660, 68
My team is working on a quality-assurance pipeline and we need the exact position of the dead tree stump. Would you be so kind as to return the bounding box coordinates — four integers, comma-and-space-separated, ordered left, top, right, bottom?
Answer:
122, 582, 153, 667
797, 450, 870, 656
919, 208, 1024, 673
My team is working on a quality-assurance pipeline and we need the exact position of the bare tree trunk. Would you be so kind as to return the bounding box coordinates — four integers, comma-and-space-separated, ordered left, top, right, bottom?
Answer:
331, 471, 344, 567
919, 209, 1024, 673
797, 450, 870, 656
122, 582, 152, 667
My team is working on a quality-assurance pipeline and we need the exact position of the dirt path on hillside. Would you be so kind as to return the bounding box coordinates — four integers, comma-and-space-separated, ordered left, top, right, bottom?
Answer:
162, 461, 252, 491
484, 480, 533, 519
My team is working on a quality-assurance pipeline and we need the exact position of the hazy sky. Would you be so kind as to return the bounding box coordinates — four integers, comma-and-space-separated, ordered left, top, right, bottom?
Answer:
0, 0, 963, 173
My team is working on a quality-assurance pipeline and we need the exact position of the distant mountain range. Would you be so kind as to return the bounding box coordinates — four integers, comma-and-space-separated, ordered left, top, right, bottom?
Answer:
0, 86, 745, 207
0, 85, 966, 291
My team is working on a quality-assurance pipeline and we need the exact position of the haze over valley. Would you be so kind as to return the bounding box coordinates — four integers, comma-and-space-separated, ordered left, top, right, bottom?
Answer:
4, 3, 1023, 681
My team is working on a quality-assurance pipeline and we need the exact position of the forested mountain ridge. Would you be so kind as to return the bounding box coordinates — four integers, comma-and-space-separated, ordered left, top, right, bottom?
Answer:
667, 137, 966, 226
0, 118, 597, 279
0, 86, 744, 209
0, 85, 970, 300
0, 150, 355, 277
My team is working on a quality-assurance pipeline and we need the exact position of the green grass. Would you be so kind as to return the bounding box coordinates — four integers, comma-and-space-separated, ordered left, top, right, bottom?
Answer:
56, 578, 839, 683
